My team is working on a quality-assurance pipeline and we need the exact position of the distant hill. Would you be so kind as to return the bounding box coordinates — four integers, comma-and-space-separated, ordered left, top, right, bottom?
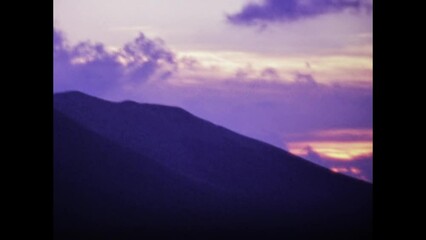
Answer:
54, 91, 372, 239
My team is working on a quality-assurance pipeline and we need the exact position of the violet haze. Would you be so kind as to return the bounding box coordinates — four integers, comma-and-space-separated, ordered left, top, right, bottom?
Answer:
54, 0, 372, 181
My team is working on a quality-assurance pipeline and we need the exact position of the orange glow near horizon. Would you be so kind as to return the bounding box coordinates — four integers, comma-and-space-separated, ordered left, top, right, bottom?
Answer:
350, 167, 361, 174
287, 141, 372, 161
330, 167, 349, 173
330, 167, 365, 179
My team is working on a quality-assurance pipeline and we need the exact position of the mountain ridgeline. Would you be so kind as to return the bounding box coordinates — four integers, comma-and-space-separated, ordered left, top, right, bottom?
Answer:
53, 91, 372, 239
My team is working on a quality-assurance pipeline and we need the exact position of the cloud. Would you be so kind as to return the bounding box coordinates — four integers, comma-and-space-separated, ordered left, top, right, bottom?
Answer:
227, 0, 372, 25
299, 145, 372, 182
53, 29, 176, 97
287, 128, 372, 142
294, 73, 317, 86
284, 128, 372, 182
260, 68, 280, 80
53, 29, 372, 181
54, 30, 66, 50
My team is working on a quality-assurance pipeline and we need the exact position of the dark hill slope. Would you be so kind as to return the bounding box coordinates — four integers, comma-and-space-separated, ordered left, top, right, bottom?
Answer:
54, 91, 372, 239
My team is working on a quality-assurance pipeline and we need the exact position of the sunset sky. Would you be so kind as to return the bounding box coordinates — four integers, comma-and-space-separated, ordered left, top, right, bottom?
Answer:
54, 0, 373, 181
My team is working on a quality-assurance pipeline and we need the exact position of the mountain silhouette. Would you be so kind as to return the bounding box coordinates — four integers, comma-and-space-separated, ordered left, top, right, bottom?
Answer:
54, 91, 372, 239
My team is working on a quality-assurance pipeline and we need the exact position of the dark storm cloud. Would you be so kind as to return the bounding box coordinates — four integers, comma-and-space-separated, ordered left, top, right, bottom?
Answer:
227, 0, 371, 25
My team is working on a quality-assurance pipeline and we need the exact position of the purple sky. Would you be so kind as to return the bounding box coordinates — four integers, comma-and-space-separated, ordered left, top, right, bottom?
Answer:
54, 0, 372, 182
